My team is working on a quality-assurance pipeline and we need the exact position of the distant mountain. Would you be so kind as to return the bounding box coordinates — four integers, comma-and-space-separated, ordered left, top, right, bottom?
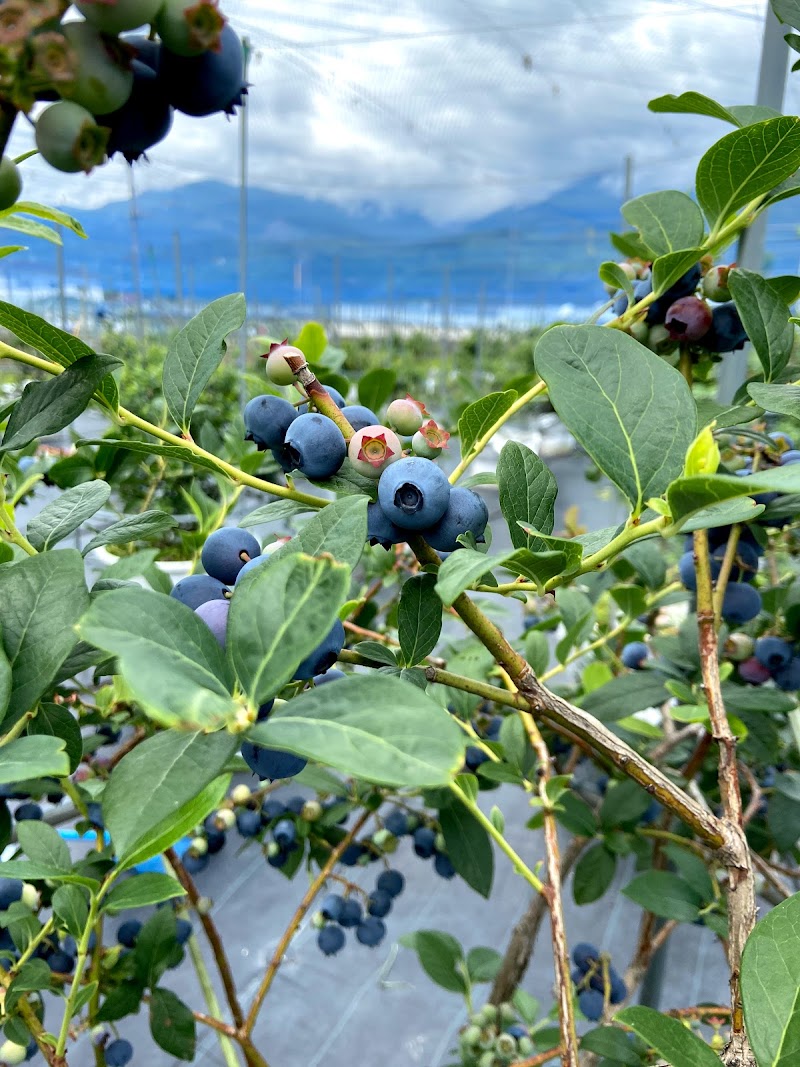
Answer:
9, 175, 799, 315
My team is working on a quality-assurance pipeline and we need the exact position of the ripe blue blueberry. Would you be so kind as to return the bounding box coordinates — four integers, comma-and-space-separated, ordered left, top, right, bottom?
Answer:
321, 894, 345, 922
97, 59, 173, 163
236, 809, 262, 838
117, 920, 142, 948
422, 487, 489, 552
283, 413, 347, 480
182, 852, 209, 875
0, 879, 23, 910
578, 988, 605, 1021
434, 852, 456, 879
272, 819, 297, 849
711, 542, 759, 584
367, 890, 393, 918
341, 405, 379, 431
47, 950, 75, 974
465, 745, 489, 772
703, 303, 748, 353
286, 796, 307, 815
15, 802, 42, 822
105, 1039, 134, 1067
771, 656, 800, 692
292, 620, 346, 680
171, 574, 229, 609
202, 527, 261, 585
266, 844, 290, 869
261, 798, 287, 823
506, 1024, 528, 1039
340, 843, 366, 866
356, 916, 386, 947
780, 449, 800, 465
235, 555, 272, 586
770, 431, 795, 452
721, 583, 762, 625
572, 942, 600, 970
378, 457, 451, 531
313, 668, 346, 686
754, 636, 793, 671
609, 969, 627, 1004
298, 387, 347, 414
195, 599, 230, 648
620, 642, 648, 670
338, 898, 363, 928
383, 810, 409, 837
317, 925, 346, 956
241, 742, 308, 781
158, 24, 246, 116
244, 395, 299, 451
412, 826, 436, 858
376, 869, 405, 897
175, 918, 193, 945
202, 816, 227, 854
367, 501, 406, 549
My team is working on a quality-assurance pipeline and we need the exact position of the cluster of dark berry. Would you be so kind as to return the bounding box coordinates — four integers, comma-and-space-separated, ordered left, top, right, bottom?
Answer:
458, 1003, 536, 1066
315, 867, 404, 956
609, 261, 748, 362
571, 941, 626, 1021
0, 0, 246, 208
386, 806, 458, 879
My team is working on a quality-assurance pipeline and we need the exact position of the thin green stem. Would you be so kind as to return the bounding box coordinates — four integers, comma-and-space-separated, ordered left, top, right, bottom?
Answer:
185, 933, 242, 1067
55, 893, 103, 1057
712, 523, 741, 622
449, 380, 548, 484
449, 779, 543, 892
0, 711, 35, 746
13, 917, 54, 971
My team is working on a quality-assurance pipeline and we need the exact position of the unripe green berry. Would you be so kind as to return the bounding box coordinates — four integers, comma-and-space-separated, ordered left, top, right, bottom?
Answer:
386, 396, 426, 436
21, 883, 39, 910
311, 910, 326, 929
265, 343, 303, 386
190, 836, 208, 856
710, 1033, 726, 1051
498, 1003, 516, 1024
0, 157, 21, 212
476, 1003, 498, 1026
724, 632, 754, 662
517, 1036, 533, 1055
495, 1033, 516, 1057
214, 808, 236, 831
412, 419, 450, 458
196, 896, 213, 915
0, 1040, 28, 1065
301, 800, 323, 822
478, 1051, 496, 1067
267, 841, 281, 858
703, 265, 731, 302
434, 831, 446, 853
231, 784, 252, 805
629, 320, 649, 344
372, 828, 397, 853
35, 100, 109, 175
647, 322, 678, 356
462, 1025, 482, 1047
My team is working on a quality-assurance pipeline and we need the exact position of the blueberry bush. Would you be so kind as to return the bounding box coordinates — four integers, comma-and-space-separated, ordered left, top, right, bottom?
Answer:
4, 2, 800, 1067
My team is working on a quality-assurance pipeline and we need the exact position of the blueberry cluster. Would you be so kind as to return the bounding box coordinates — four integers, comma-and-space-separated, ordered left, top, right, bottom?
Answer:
458, 1003, 536, 1066
571, 941, 626, 1020
315, 867, 404, 956
678, 526, 764, 624
609, 260, 748, 361
245, 348, 489, 553
386, 806, 458, 879
737, 636, 800, 691
0, 1, 246, 200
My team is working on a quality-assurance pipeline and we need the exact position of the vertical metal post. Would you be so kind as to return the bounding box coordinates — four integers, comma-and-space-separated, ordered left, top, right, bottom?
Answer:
624, 154, 634, 202
173, 231, 183, 318
127, 167, 144, 344
238, 37, 251, 407
441, 265, 451, 384
56, 229, 66, 330
717, 2, 790, 402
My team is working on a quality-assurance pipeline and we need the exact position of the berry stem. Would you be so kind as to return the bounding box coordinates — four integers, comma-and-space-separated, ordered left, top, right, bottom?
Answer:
0, 710, 34, 747
183, 930, 243, 1067
693, 528, 757, 1059
283, 353, 356, 441
712, 523, 742, 622
241, 808, 373, 1036
448, 380, 548, 484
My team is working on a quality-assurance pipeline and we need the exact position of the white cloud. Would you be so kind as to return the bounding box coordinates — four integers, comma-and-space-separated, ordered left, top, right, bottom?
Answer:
7, 0, 797, 223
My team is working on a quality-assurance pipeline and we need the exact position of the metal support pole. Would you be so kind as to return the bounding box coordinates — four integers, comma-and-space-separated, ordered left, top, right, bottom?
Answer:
56, 229, 66, 330
238, 37, 251, 407
717, 2, 789, 402
127, 168, 144, 344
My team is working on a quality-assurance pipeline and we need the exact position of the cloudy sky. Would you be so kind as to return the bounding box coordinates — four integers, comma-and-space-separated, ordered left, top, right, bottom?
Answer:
8, 0, 798, 224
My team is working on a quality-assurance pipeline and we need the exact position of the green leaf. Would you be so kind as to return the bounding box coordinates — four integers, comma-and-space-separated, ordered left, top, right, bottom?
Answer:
767, 791, 800, 851
749, 382, 800, 421
663, 844, 715, 902
600, 779, 655, 829
81, 511, 176, 556
134, 907, 180, 989
8, 202, 86, 238
742, 891, 800, 1067
0, 859, 95, 886
150, 988, 196, 1061
621, 191, 705, 258
0, 633, 11, 722
772, 1, 800, 29
1, 550, 89, 719
0, 215, 60, 244
651, 249, 705, 297
97, 983, 145, 1023
4, 959, 51, 1013
238, 500, 311, 529
435, 548, 495, 606
77, 587, 237, 731
580, 1026, 642, 1065
497, 442, 557, 551
357, 368, 396, 411
1, 354, 121, 453
667, 464, 800, 526
228, 552, 350, 708
397, 574, 442, 666
271, 496, 368, 572
0, 302, 118, 411
535, 325, 695, 515
249, 674, 464, 788
729, 269, 794, 381
163, 294, 245, 434
695, 398, 761, 430
103, 874, 186, 914
293, 322, 328, 363
581, 672, 669, 724
466, 947, 503, 983
78, 438, 222, 477
439, 802, 494, 898
599, 261, 634, 299
458, 391, 518, 458
523, 629, 550, 676
554, 792, 598, 837
728, 104, 785, 127
52, 885, 89, 939
622, 871, 702, 921
695, 117, 800, 226
572, 845, 616, 905
768, 274, 800, 304
399, 930, 467, 993
648, 90, 741, 125
351, 640, 398, 666
17, 821, 70, 871
103, 729, 237, 864
616, 1005, 726, 1067
27, 481, 111, 551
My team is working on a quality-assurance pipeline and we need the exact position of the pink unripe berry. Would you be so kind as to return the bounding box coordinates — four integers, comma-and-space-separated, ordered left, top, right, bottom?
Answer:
386, 395, 428, 436
348, 425, 402, 479
665, 296, 713, 342
412, 420, 450, 458
702, 265, 731, 302
263, 342, 303, 386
